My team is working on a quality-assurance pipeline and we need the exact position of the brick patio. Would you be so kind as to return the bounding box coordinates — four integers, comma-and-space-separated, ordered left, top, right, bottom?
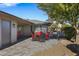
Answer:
0, 38, 58, 56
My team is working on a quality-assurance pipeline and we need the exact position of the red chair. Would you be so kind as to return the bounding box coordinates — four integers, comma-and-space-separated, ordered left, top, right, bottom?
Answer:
45, 32, 49, 40
36, 31, 42, 36
36, 31, 43, 41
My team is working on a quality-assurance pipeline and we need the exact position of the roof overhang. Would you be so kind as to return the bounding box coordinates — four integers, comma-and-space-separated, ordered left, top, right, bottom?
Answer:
26, 20, 51, 25
0, 11, 33, 25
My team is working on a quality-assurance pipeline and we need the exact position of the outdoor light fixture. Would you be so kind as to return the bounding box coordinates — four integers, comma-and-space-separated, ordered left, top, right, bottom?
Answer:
13, 23, 15, 27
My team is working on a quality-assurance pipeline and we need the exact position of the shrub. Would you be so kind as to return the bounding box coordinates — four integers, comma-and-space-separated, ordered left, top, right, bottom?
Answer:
62, 24, 72, 28
63, 26, 77, 40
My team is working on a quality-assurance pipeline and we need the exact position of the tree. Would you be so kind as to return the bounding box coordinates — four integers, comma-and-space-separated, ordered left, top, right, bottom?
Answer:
37, 3, 79, 27
37, 3, 79, 42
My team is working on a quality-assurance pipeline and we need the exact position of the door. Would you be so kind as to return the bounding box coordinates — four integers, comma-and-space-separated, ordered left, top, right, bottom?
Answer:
1, 20, 11, 46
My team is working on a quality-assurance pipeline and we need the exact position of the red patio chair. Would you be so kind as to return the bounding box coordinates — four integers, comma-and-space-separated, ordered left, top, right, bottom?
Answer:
45, 32, 49, 40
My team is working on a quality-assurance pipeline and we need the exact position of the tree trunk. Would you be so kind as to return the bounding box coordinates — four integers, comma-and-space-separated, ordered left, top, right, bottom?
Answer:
72, 17, 77, 42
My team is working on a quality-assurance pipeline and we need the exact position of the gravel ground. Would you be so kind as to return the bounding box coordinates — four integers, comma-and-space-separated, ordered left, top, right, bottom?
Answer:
0, 38, 58, 56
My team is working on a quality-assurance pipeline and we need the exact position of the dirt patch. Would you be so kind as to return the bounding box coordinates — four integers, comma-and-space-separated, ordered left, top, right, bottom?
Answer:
32, 40, 76, 56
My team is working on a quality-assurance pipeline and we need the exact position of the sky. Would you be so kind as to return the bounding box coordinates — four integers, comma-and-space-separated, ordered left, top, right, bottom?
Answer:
0, 3, 48, 21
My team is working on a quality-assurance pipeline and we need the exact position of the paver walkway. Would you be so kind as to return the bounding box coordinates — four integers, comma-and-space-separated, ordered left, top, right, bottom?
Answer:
0, 38, 58, 56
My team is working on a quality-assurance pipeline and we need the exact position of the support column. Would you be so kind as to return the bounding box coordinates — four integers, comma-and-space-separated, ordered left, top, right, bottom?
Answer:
11, 21, 17, 43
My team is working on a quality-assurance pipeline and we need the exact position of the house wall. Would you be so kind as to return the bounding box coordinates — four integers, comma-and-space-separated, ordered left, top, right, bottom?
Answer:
0, 19, 17, 48
32, 24, 48, 33
22, 25, 32, 36
0, 12, 18, 44
11, 21, 17, 43
32, 25, 41, 32
41, 25, 48, 33
31, 25, 36, 32
0, 11, 32, 48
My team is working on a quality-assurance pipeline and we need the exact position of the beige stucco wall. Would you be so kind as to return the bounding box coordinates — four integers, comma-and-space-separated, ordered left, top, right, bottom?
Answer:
0, 20, 2, 48
33, 24, 48, 33
41, 25, 48, 33
22, 25, 31, 36
11, 21, 17, 43
0, 11, 32, 48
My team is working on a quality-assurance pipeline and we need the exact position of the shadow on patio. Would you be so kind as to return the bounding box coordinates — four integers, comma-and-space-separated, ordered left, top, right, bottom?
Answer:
0, 36, 31, 50
66, 44, 79, 56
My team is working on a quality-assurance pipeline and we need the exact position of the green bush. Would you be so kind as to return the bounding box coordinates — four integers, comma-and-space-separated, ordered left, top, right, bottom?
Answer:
62, 24, 72, 28
63, 26, 77, 40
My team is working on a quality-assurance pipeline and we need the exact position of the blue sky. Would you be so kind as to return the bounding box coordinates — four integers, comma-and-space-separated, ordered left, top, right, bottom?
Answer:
0, 3, 48, 21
